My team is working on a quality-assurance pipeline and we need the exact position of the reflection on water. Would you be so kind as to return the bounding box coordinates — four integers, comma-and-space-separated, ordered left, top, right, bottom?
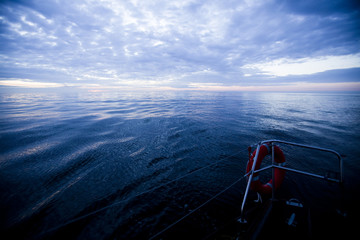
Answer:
0, 90, 359, 239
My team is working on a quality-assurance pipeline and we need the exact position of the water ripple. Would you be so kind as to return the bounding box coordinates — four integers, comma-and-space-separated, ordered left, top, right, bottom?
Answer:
0, 91, 359, 239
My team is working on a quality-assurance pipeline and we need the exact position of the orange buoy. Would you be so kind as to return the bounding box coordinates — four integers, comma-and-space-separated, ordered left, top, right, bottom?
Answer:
246, 144, 286, 195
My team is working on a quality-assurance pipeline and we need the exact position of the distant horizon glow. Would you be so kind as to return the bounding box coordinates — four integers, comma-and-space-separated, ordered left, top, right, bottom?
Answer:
1, 79, 359, 93
0, 0, 359, 92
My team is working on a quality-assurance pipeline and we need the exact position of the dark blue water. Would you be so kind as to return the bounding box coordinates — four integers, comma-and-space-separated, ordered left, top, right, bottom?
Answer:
0, 90, 359, 239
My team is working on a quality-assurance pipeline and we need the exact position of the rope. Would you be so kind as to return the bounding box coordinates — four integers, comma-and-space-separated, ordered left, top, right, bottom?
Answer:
35, 149, 247, 239
149, 175, 246, 240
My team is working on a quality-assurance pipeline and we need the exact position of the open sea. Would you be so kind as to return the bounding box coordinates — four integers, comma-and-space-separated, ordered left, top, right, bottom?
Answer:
0, 90, 359, 239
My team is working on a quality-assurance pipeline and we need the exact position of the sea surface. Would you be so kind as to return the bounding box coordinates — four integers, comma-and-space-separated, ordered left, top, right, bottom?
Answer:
0, 90, 359, 239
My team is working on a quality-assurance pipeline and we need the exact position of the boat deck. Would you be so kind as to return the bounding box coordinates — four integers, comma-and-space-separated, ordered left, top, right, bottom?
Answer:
211, 193, 351, 240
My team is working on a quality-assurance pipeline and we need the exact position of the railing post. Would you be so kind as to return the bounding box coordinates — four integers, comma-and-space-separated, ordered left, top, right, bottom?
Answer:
271, 142, 275, 201
239, 143, 261, 223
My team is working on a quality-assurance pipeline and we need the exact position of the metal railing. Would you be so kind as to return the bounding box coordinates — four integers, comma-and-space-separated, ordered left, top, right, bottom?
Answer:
239, 139, 343, 222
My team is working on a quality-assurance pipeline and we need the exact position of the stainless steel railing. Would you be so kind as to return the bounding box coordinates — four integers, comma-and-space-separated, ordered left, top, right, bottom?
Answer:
238, 139, 344, 223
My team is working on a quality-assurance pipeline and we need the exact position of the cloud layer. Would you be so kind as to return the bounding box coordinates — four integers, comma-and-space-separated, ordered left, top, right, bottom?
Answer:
1, 0, 359, 90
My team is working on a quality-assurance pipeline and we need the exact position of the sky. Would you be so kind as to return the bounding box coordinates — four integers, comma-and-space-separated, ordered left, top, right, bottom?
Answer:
0, 0, 359, 91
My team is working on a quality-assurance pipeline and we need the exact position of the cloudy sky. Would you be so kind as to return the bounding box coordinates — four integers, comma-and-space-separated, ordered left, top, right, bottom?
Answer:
0, 0, 359, 91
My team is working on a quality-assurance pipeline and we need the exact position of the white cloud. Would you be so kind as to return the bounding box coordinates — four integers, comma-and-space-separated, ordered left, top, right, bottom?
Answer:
0, 0, 359, 91
0, 79, 64, 88
182, 81, 360, 92
243, 54, 360, 77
